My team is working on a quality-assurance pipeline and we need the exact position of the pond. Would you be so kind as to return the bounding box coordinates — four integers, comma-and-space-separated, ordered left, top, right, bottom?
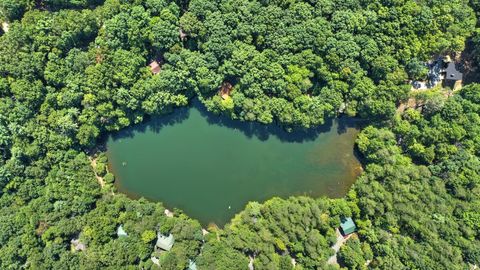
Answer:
106, 100, 363, 226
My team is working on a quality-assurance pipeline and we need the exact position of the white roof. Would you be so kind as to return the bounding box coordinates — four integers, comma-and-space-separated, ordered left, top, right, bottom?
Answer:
156, 233, 174, 251
117, 225, 128, 237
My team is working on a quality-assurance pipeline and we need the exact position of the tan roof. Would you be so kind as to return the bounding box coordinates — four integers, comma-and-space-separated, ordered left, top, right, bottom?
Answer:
149, 61, 161, 75
1, 22, 9, 33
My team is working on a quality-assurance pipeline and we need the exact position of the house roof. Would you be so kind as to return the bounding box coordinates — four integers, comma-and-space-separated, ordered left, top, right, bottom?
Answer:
71, 238, 86, 251
188, 260, 197, 270
340, 217, 356, 235
2, 22, 9, 33
117, 225, 128, 237
219, 82, 233, 100
445, 62, 463, 81
156, 233, 174, 251
149, 61, 161, 75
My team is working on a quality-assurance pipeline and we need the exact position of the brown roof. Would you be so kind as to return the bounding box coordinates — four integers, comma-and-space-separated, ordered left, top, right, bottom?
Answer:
149, 61, 161, 75
220, 82, 232, 100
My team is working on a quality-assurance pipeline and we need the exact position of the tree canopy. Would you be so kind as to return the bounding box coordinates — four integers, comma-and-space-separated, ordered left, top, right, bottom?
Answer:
0, 0, 479, 269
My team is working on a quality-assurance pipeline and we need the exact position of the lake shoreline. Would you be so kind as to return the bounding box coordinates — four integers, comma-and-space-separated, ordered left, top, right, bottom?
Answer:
105, 101, 364, 226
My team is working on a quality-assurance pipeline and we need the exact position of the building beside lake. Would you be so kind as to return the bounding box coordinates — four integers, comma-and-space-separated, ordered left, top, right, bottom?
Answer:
340, 217, 357, 236
412, 56, 463, 91
156, 233, 174, 251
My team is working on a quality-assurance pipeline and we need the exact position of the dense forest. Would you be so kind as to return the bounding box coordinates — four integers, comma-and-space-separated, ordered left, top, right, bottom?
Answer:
0, 0, 479, 269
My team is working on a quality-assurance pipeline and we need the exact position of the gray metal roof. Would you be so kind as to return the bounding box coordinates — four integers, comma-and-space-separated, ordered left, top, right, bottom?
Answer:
445, 62, 463, 81
156, 233, 174, 251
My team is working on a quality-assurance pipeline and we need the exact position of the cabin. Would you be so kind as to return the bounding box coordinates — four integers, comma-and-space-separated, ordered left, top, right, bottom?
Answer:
219, 82, 233, 100
180, 28, 187, 41
340, 217, 356, 236
71, 238, 86, 252
149, 61, 161, 75
1, 22, 9, 33
188, 260, 197, 270
444, 61, 463, 91
445, 62, 463, 82
415, 56, 463, 91
117, 225, 128, 237
156, 233, 174, 251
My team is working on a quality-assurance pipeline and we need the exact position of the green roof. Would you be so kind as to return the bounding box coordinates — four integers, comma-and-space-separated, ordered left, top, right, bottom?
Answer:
340, 217, 356, 235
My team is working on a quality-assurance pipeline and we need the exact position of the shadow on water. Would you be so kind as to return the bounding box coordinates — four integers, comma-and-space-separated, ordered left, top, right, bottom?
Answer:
110, 106, 191, 141
110, 98, 363, 143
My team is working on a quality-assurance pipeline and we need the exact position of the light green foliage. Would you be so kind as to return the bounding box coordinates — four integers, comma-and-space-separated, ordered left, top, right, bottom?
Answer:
141, 230, 156, 243
338, 237, 372, 270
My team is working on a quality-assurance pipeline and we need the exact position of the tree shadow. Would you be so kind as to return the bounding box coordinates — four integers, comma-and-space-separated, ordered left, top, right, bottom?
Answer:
191, 99, 360, 143
459, 39, 480, 85
192, 99, 361, 142
109, 98, 363, 143
110, 107, 190, 141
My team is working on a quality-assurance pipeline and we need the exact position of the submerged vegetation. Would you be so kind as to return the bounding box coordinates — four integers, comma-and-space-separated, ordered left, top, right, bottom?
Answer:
0, 0, 479, 269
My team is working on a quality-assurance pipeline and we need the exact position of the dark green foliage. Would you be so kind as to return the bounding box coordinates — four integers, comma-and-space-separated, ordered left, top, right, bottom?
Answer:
0, 0, 32, 21
349, 86, 480, 269
170, 0, 474, 125
338, 237, 372, 269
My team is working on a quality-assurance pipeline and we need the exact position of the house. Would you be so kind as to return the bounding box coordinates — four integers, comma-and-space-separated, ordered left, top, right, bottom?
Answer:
149, 61, 161, 75
71, 238, 86, 252
1, 22, 9, 33
340, 217, 356, 236
219, 82, 233, 100
443, 60, 463, 90
422, 56, 463, 90
445, 62, 463, 82
156, 233, 174, 251
188, 260, 197, 270
180, 28, 187, 41
117, 225, 128, 237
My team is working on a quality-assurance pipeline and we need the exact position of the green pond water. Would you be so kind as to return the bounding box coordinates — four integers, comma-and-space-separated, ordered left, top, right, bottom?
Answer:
107, 101, 362, 226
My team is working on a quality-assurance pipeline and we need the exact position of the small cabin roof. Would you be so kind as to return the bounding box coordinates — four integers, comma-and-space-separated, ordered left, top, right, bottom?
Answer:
149, 61, 161, 75
445, 62, 463, 81
117, 225, 128, 237
156, 233, 174, 251
340, 217, 356, 235
1, 22, 9, 33
219, 82, 233, 100
180, 28, 187, 40
71, 238, 86, 251
188, 260, 197, 270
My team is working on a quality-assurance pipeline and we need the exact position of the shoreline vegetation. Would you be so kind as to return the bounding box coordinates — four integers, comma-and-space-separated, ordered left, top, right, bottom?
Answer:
104, 102, 363, 226
0, 0, 479, 269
